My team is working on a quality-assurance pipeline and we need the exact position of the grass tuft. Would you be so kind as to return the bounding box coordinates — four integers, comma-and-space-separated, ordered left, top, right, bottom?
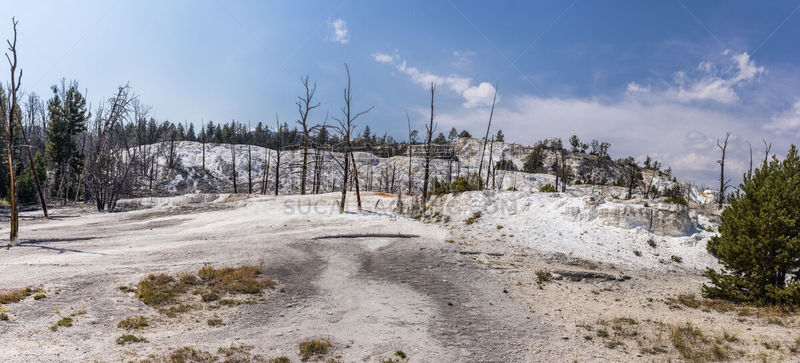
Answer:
116, 334, 148, 345
50, 317, 73, 331
117, 315, 149, 330
298, 337, 332, 361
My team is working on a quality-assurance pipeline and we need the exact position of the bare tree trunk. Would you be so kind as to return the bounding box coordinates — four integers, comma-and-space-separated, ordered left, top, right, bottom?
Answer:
422, 84, 436, 205
406, 111, 413, 196
717, 132, 731, 210
477, 84, 498, 184
486, 136, 494, 187
274, 146, 281, 196
247, 143, 252, 194
2, 18, 22, 245
334, 64, 373, 213
261, 149, 270, 195
21, 96, 48, 217
296, 76, 320, 195
350, 151, 362, 211
231, 144, 237, 193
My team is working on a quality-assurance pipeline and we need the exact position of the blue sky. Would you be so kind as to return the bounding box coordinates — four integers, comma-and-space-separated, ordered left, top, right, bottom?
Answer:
3, 0, 800, 185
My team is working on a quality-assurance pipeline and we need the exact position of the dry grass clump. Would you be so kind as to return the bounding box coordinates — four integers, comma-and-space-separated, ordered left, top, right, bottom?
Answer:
134, 265, 275, 317
137, 274, 183, 306
669, 322, 731, 362
116, 334, 148, 345
143, 345, 266, 363
298, 337, 332, 361
117, 315, 149, 330
50, 317, 73, 331
198, 265, 275, 294
463, 211, 481, 225
0, 287, 38, 304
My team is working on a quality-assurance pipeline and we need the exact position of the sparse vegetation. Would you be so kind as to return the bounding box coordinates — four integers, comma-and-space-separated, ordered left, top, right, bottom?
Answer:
664, 196, 688, 205
116, 334, 148, 345
207, 317, 223, 326
669, 322, 730, 361
134, 265, 275, 317
50, 316, 73, 331
670, 255, 682, 263
431, 173, 484, 194
464, 211, 481, 225
0, 287, 36, 304
647, 238, 656, 248
117, 315, 149, 330
538, 184, 557, 193
298, 337, 332, 361
535, 269, 552, 288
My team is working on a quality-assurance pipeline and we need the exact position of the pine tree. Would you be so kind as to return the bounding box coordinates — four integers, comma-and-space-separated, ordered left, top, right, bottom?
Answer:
448, 127, 458, 141
495, 129, 504, 142
45, 83, 90, 197
703, 145, 800, 306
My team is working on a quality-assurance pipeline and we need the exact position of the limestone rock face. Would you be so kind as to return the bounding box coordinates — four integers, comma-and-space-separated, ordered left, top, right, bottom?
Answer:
596, 202, 692, 236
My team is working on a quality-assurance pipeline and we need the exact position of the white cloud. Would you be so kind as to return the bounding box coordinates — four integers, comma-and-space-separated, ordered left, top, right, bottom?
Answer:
436, 94, 779, 186
665, 51, 765, 104
372, 52, 394, 63
372, 52, 497, 108
764, 99, 800, 134
327, 18, 350, 44
625, 82, 650, 94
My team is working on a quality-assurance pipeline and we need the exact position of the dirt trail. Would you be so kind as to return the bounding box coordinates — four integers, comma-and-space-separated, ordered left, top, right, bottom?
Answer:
0, 194, 545, 362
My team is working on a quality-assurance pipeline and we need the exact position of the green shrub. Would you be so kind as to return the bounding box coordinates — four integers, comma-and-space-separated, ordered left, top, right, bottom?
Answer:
539, 184, 557, 193
703, 145, 800, 306
116, 334, 148, 345
431, 173, 483, 194
664, 196, 687, 205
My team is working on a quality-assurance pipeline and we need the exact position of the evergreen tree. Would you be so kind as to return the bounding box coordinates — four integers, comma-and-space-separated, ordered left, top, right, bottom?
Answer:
45, 83, 90, 195
703, 146, 800, 306
186, 123, 196, 141
569, 135, 580, 152
458, 130, 471, 138
495, 129, 504, 142
523, 143, 545, 173
448, 127, 458, 141
433, 132, 447, 144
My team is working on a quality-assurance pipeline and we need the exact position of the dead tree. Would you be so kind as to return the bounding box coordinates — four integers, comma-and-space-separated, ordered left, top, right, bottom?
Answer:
422, 83, 436, 204
2, 18, 22, 245
716, 132, 731, 209
274, 115, 282, 196
477, 84, 498, 184
333, 63, 373, 213
247, 130, 252, 193
745, 141, 753, 178
625, 157, 638, 199
560, 150, 568, 192
231, 143, 237, 193
406, 111, 413, 196
485, 136, 494, 187
312, 114, 328, 194
296, 75, 320, 195
21, 94, 48, 217
261, 147, 270, 195
762, 139, 772, 165
201, 120, 206, 172
86, 85, 135, 211
350, 151, 362, 210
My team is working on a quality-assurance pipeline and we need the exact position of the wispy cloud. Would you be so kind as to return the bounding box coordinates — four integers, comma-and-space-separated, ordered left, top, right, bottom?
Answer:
643, 51, 765, 104
327, 18, 350, 44
764, 99, 800, 135
372, 52, 496, 108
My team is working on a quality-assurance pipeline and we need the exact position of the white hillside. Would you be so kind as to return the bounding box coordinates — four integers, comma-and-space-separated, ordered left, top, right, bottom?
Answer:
133, 139, 715, 205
